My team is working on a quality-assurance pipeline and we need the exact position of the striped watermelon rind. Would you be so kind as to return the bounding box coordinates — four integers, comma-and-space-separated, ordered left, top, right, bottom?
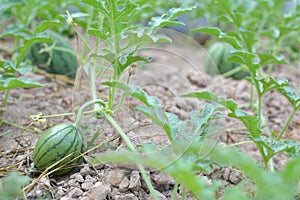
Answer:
204, 42, 248, 80
33, 123, 86, 175
26, 31, 79, 78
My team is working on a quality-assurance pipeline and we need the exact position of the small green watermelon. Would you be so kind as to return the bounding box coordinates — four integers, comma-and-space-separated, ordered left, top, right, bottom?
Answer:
26, 31, 79, 78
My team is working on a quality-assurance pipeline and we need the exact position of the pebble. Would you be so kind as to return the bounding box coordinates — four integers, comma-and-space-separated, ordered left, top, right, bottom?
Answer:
115, 193, 138, 200
106, 169, 126, 187
85, 174, 97, 183
70, 173, 84, 183
80, 165, 91, 176
147, 190, 167, 200
67, 179, 80, 188
119, 177, 130, 192
68, 188, 84, 198
128, 170, 141, 191
81, 181, 95, 191
86, 182, 111, 200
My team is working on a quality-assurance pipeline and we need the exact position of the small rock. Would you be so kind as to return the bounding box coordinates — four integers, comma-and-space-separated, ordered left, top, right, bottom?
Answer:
60, 197, 73, 200
81, 181, 94, 191
85, 174, 97, 183
67, 179, 80, 188
80, 197, 90, 200
70, 173, 84, 183
40, 176, 51, 187
87, 182, 111, 200
106, 169, 126, 187
119, 177, 130, 192
147, 190, 167, 200
56, 186, 66, 197
151, 172, 175, 186
128, 170, 141, 191
115, 193, 138, 200
15, 154, 26, 162
80, 165, 91, 176
68, 188, 84, 198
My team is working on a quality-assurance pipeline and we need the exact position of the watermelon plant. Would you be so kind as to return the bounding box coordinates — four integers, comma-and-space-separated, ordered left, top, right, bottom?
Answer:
3, 0, 300, 199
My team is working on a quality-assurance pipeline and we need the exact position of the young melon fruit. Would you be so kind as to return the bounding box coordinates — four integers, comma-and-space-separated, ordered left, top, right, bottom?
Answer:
33, 123, 85, 175
204, 42, 248, 80
26, 31, 78, 78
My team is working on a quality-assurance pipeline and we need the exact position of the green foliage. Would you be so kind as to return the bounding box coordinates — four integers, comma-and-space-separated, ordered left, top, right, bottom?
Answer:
204, 41, 248, 80
0, 172, 30, 200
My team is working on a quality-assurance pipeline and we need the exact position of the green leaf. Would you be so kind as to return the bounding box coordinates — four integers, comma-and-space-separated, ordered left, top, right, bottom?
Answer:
87, 28, 108, 40
34, 19, 61, 33
17, 34, 52, 67
136, 105, 181, 141
0, 172, 30, 200
0, 24, 31, 39
277, 86, 300, 108
258, 53, 286, 66
181, 91, 238, 112
117, 51, 151, 74
182, 91, 262, 137
257, 77, 289, 95
148, 6, 196, 33
102, 81, 160, 107
192, 27, 242, 49
81, 0, 109, 15
192, 27, 223, 37
0, 77, 43, 91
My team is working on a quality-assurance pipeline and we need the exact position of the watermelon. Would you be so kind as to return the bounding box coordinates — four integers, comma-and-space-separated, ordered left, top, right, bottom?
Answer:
204, 42, 248, 80
26, 31, 79, 78
33, 123, 86, 175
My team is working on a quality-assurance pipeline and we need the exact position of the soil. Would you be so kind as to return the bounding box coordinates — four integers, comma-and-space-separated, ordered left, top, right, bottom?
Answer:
1, 31, 300, 200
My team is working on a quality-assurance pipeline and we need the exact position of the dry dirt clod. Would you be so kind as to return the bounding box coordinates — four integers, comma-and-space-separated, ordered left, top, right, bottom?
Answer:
147, 189, 168, 200
70, 173, 84, 183
86, 182, 111, 200
68, 187, 84, 198
128, 170, 141, 191
119, 177, 130, 192
106, 169, 127, 187
114, 193, 139, 200
81, 181, 95, 191
80, 165, 92, 176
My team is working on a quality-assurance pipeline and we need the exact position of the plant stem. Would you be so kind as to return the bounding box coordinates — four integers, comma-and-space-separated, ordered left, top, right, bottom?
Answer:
277, 107, 298, 140
173, 182, 179, 200
1, 120, 36, 133
74, 99, 106, 128
1, 89, 10, 116
104, 112, 158, 200
108, 0, 121, 109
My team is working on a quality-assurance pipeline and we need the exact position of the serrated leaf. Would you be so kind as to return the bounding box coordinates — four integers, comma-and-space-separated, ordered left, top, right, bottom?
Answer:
182, 91, 261, 137
102, 81, 160, 107
136, 106, 181, 141
277, 86, 300, 108
117, 51, 151, 74
258, 53, 286, 66
0, 77, 43, 91
193, 27, 242, 49
148, 6, 196, 33
192, 27, 223, 37
189, 104, 223, 135
181, 92, 238, 112
257, 77, 289, 94
35, 19, 61, 33
87, 28, 108, 40
0, 24, 31, 39
81, 0, 109, 15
